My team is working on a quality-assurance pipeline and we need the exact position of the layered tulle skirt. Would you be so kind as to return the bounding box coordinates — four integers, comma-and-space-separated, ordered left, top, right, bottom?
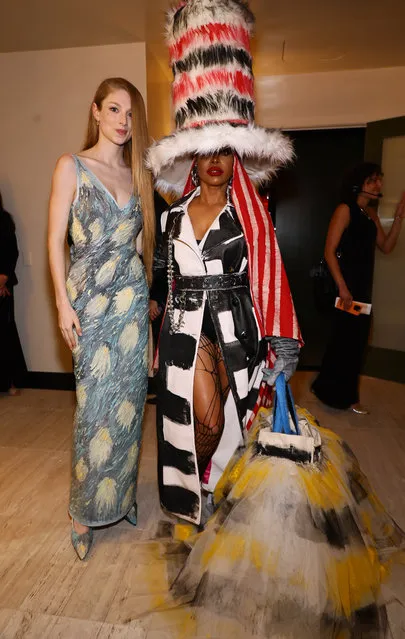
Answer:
157, 407, 405, 638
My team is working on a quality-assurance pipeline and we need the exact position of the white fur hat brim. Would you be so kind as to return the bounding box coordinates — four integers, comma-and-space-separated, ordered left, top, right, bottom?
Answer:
147, 123, 294, 195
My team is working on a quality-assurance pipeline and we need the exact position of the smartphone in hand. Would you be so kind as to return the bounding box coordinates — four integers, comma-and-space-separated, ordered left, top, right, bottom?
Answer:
335, 298, 372, 316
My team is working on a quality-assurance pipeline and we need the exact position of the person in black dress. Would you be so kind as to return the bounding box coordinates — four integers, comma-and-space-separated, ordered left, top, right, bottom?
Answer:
312, 163, 405, 413
0, 193, 27, 394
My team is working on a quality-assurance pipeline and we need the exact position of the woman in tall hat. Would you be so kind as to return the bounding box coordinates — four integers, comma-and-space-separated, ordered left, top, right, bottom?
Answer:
148, 0, 302, 527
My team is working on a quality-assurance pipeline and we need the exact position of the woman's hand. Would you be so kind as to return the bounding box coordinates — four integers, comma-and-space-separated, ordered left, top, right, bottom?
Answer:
0, 286, 10, 298
58, 301, 82, 350
338, 285, 353, 311
149, 300, 161, 321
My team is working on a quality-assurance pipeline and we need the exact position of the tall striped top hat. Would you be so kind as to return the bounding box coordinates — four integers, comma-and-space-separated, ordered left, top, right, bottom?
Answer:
147, 0, 293, 195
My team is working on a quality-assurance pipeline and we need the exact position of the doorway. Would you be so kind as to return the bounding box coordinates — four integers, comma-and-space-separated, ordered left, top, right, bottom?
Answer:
271, 127, 366, 368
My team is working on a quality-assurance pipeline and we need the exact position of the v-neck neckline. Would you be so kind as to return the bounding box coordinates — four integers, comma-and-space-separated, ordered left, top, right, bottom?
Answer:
185, 188, 229, 249
75, 155, 135, 211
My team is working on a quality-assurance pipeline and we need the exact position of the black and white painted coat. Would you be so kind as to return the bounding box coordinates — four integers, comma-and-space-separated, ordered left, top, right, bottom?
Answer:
152, 188, 268, 524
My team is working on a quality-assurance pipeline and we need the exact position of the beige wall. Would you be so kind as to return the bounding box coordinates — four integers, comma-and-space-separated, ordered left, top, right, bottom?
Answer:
146, 46, 172, 142
0, 43, 147, 373
256, 66, 405, 129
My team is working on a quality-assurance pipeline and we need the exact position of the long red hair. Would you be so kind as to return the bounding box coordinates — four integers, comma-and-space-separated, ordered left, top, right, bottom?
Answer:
82, 78, 155, 284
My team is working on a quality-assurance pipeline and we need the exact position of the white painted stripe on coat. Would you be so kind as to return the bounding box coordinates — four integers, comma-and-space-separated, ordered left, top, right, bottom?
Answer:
205, 259, 223, 274
174, 239, 205, 275
163, 466, 198, 492
234, 368, 249, 399
163, 417, 195, 453
218, 310, 236, 344
174, 306, 202, 339
161, 210, 169, 233
223, 232, 244, 245
167, 364, 191, 400
249, 362, 263, 390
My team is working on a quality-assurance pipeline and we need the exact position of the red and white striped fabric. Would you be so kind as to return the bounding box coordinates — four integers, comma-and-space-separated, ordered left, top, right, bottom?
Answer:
183, 156, 303, 346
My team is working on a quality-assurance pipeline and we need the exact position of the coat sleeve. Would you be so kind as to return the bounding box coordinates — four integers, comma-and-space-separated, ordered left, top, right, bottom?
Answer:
150, 207, 170, 307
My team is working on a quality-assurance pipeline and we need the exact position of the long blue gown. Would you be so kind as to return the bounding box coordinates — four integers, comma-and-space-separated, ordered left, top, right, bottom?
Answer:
67, 155, 148, 526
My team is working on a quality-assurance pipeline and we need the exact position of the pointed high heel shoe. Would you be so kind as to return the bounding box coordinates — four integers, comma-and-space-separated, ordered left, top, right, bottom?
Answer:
71, 520, 93, 560
124, 503, 138, 526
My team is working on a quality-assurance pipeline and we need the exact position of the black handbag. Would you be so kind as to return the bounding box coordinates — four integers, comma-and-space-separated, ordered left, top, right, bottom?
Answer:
310, 253, 341, 312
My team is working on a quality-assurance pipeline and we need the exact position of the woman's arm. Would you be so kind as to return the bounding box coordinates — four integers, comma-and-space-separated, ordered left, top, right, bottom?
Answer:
324, 203, 352, 309
371, 192, 405, 254
48, 155, 82, 350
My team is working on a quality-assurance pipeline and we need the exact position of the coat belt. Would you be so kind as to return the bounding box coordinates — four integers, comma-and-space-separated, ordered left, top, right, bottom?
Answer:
174, 272, 248, 291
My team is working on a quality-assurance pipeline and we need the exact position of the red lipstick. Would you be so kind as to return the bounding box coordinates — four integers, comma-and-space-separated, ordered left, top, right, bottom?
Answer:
207, 167, 223, 176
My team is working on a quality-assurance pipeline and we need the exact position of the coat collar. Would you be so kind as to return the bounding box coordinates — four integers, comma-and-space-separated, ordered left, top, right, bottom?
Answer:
170, 187, 238, 276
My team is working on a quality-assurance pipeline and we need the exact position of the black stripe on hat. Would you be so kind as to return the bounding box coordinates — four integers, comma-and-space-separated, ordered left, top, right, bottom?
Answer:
171, 0, 255, 39
175, 91, 255, 128
173, 45, 253, 76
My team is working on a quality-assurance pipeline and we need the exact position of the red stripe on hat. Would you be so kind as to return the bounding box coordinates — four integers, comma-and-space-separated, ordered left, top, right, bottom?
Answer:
184, 118, 250, 129
173, 69, 254, 107
170, 23, 251, 63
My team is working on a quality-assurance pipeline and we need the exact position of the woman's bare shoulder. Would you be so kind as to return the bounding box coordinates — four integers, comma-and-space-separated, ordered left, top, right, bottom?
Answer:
51, 154, 77, 191
334, 202, 350, 216
54, 153, 76, 173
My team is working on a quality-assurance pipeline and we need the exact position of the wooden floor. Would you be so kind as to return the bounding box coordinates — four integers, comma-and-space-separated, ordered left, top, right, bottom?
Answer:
0, 372, 404, 638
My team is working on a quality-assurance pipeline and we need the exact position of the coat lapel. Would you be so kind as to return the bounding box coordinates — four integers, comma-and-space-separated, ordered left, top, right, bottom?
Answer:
173, 191, 206, 276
